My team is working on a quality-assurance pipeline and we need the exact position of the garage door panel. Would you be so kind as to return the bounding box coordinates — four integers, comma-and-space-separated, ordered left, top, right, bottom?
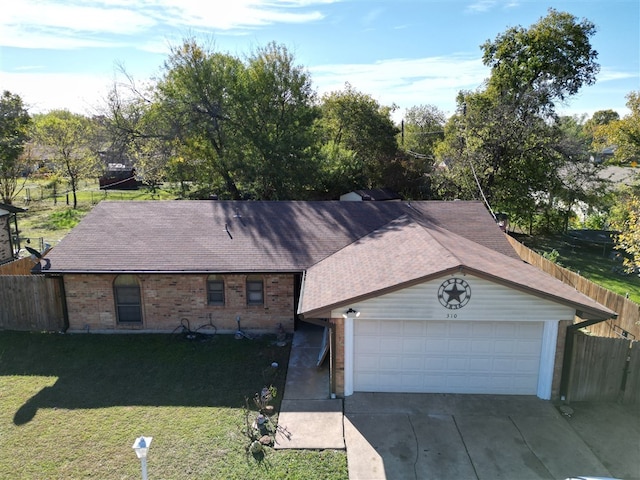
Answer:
494, 339, 517, 353
516, 358, 540, 372
381, 356, 403, 370
402, 356, 424, 370
403, 338, 425, 353
379, 373, 402, 388
471, 323, 495, 337
426, 322, 448, 335
471, 339, 493, 353
425, 357, 447, 369
380, 338, 402, 353
469, 357, 492, 371
493, 358, 516, 372
425, 339, 448, 352
357, 319, 380, 334
379, 321, 398, 335
354, 320, 543, 395
518, 339, 543, 354
448, 339, 470, 351
403, 321, 425, 335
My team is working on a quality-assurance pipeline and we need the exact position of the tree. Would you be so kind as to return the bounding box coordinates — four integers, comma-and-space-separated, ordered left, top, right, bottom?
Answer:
434, 9, 600, 231
482, 8, 599, 114
234, 42, 320, 199
102, 78, 165, 188
399, 105, 446, 198
593, 91, 640, 164
155, 40, 246, 198
34, 111, 99, 209
551, 115, 610, 231
609, 184, 640, 272
0, 91, 31, 204
315, 83, 399, 197
401, 104, 446, 155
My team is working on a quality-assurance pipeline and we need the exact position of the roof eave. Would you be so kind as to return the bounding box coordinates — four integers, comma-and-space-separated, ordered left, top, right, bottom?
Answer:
300, 266, 462, 318
301, 264, 617, 322
44, 268, 304, 275
463, 267, 618, 321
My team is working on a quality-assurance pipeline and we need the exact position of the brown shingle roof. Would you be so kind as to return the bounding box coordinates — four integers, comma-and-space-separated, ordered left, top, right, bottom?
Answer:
45, 200, 514, 273
43, 200, 615, 320
298, 215, 615, 320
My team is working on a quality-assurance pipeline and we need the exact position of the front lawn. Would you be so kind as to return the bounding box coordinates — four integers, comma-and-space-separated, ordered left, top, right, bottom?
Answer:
0, 332, 347, 479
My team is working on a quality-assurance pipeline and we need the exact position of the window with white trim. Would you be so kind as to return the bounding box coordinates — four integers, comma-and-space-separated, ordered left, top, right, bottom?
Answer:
207, 275, 225, 306
114, 274, 142, 323
246, 276, 264, 306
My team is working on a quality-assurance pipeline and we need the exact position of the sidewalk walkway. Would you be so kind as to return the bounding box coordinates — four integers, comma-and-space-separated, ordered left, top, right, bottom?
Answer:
274, 323, 345, 450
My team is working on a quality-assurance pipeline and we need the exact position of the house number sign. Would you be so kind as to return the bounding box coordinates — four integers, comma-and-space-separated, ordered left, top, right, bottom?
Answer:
437, 278, 471, 310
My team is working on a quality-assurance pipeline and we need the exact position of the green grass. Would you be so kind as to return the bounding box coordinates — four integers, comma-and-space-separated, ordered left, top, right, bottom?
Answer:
0, 332, 348, 480
517, 233, 640, 304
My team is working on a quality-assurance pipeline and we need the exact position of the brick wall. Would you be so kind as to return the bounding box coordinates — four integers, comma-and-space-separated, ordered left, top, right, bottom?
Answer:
64, 272, 296, 333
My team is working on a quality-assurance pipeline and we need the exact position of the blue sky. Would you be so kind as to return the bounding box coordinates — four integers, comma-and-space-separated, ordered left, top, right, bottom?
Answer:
1, 0, 638, 122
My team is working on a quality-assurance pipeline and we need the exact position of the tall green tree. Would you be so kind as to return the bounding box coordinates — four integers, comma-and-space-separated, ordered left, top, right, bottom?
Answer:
552, 115, 610, 232
609, 184, 640, 272
482, 8, 599, 114
399, 104, 446, 198
152, 40, 320, 199
401, 104, 446, 156
34, 110, 99, 209
593, 91, 640, 165
234, 42, 319, 199
434, 9, 600, 231
316, 83, 398, 197
155, 40, 245, 198
0, 91, 32, 204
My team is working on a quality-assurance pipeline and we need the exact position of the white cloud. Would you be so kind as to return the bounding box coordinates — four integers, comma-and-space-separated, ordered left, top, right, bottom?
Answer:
311, 55, 489, 119
2, 0, 156, 34
1, 0, 335, 50
0, 70, 118, 115
465, 0, 520, 14
596, 67, 638, 83
465, 0, 498, 14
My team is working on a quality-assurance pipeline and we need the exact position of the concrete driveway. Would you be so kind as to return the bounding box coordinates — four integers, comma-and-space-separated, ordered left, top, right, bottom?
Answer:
344, 393, 639, 480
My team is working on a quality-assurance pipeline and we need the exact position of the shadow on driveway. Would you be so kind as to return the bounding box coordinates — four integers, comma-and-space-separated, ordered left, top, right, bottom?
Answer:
344, 393, 639, 480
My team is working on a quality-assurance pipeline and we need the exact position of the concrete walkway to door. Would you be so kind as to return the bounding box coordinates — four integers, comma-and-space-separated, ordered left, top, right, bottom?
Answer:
274, 322, 345, 450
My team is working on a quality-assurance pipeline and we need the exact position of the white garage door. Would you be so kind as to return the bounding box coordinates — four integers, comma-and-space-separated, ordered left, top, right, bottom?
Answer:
354, 320, 543, 395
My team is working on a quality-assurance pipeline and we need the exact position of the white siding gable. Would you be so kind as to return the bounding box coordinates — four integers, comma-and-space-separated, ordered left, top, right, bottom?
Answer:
332, 273, 576, 322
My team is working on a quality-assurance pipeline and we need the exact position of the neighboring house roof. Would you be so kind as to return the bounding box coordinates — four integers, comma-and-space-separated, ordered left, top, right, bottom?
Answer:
43, 200, 615, 320
340, 188, 402, 201
597, 165, 638, 186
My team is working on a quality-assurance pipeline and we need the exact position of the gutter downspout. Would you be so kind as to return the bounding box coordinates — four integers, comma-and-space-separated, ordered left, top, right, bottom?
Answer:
559, 313, 616, 402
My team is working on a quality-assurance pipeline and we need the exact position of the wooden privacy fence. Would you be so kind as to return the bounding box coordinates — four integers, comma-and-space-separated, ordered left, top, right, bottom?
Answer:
567, 334, 639, 404
507, 235, 640, 340
0, 258, 65, 332
0, 257, 35, 275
